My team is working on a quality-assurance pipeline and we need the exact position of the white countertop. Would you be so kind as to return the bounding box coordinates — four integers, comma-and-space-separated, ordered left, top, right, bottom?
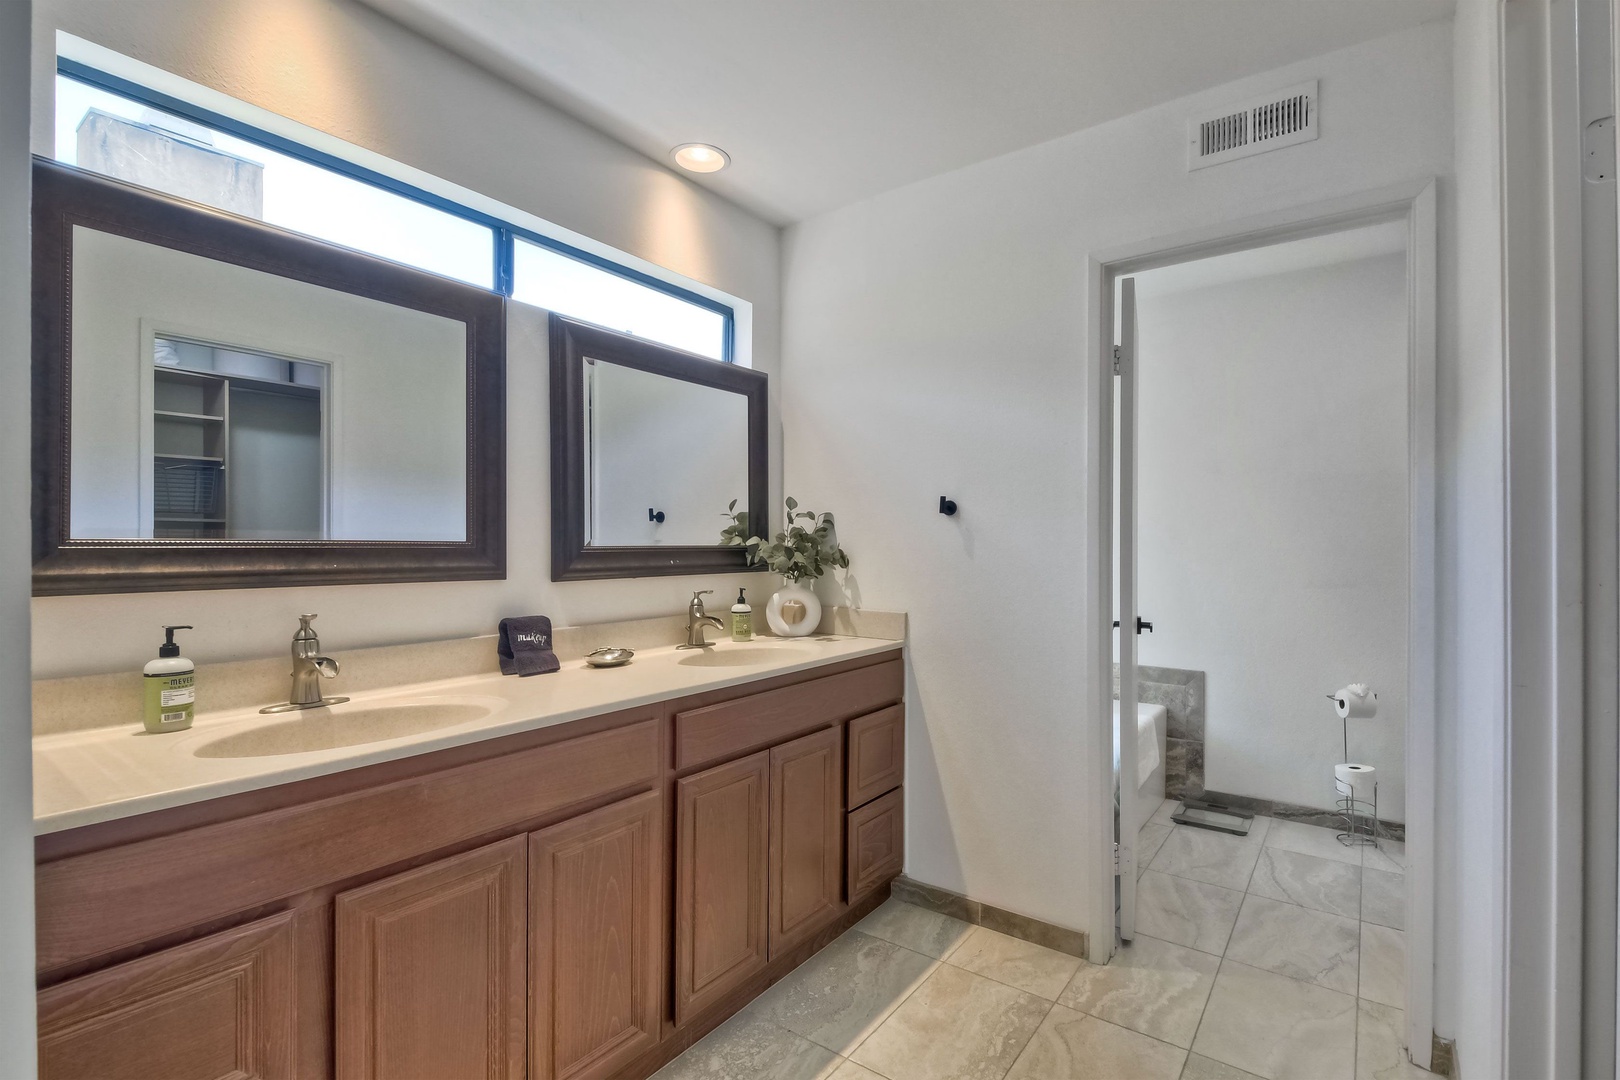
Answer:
34, 634, 902, 835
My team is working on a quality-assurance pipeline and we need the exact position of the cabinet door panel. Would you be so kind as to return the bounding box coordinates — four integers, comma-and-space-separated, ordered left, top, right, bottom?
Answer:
848, 787, 905, 900
335, 837, 527, 1080
530, 790, 663, 1080
38, 911, 296, 1080
675, 750, 769, 1024
770, 727, 844, 954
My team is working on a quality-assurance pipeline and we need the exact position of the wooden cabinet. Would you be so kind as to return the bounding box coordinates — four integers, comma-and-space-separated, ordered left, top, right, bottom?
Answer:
530, 791, 663, 1080
36, 651, 905, 1080
335, 837, 528, 1080
848, 788, 905, 901
674, 750, 770, 1024
38, 911, 297, 1080
769, 727, 844, 954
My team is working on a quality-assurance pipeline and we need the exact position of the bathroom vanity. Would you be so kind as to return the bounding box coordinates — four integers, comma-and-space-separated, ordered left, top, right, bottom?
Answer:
33, 637, 905, 1080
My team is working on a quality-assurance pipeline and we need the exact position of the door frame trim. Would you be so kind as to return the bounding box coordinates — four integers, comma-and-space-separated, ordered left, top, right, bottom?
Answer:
1084, 178, 1438, 1067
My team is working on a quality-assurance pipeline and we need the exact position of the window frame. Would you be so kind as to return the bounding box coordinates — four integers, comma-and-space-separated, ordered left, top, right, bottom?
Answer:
56, 58, 737, 363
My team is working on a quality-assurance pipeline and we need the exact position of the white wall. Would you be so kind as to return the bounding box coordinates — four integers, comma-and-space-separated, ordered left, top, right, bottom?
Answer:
71, 228, 467, 541
0, 1, 38, 1070
782, 22, 1452, 937
28, 0, 782, 678
1135, 253, 1410, 821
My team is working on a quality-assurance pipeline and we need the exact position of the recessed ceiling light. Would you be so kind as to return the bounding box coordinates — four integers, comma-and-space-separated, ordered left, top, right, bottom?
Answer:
672, 143, 730, 174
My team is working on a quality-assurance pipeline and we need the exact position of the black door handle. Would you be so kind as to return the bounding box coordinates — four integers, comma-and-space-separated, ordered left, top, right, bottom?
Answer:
1112, 618, 1155, 634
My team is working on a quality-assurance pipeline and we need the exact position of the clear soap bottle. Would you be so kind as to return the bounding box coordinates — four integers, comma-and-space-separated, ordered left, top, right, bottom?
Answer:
731, 588, 753, 642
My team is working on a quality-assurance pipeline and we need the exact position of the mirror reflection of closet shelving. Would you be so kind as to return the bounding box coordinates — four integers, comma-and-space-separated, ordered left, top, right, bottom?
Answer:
151, 337, 327, 541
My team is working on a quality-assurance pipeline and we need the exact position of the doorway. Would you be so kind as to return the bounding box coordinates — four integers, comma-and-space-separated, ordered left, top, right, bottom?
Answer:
1093, 183, 1437, 1071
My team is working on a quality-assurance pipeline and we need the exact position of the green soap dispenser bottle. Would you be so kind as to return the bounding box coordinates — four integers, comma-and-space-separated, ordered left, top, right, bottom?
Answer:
143, 625, 196, 733
731, 588, 753, 642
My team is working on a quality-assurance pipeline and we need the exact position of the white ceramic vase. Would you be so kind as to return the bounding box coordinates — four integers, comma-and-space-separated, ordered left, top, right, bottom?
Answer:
766, 579, 821, 637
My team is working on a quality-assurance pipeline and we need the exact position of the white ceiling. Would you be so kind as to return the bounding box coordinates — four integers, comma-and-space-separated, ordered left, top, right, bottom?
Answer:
364, 0, 1453, 225
1133, 219, 1408, 298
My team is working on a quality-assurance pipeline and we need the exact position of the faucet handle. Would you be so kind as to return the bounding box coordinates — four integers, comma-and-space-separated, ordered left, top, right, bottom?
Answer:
692, 590, 713, 598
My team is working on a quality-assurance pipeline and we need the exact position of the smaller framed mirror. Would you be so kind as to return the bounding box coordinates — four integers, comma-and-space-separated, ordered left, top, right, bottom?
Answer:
550, 315, 767, 580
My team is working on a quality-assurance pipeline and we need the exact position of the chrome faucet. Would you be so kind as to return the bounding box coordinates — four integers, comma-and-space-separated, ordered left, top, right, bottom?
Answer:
680, 591, 726, 649
261, 614, 351, 713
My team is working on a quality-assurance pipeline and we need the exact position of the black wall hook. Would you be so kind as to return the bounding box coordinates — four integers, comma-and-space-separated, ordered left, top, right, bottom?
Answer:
648, 508, 665, 523
939, 496, 957, 516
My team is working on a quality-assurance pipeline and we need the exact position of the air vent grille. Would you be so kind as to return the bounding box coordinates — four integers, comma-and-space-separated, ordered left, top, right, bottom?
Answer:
1189, 80, 1318, 170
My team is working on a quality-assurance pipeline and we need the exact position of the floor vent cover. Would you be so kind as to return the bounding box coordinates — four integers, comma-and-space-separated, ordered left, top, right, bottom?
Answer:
1189, 80, 1318, 171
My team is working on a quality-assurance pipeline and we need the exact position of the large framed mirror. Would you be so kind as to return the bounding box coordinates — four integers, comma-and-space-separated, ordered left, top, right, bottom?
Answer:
550, 314, 767, 580
31, 160, 506, 594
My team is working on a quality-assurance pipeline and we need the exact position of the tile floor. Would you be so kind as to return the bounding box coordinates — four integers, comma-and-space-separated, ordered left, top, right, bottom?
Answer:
655, 803, 1425, 1080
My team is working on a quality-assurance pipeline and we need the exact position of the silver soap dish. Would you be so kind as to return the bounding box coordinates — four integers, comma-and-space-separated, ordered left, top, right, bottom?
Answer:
584, 647, 635, 668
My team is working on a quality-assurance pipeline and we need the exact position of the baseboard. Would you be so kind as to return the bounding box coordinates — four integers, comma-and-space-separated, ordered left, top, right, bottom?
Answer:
1430, 1034, 1457, 1077
1198, 788, 1407, 843
890, 875, 1089, 959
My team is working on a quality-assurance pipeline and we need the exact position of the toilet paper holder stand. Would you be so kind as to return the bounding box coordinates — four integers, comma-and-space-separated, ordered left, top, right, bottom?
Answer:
1327, 693, 1380, 850
1335, 776, 1380, 850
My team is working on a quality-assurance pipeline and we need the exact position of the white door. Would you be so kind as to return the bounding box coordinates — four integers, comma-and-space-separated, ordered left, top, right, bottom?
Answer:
1117, 277, 1140, 944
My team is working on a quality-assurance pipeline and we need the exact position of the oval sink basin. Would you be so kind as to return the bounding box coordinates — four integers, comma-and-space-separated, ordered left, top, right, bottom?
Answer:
194, 701, 495, 759
676, 644, 815, 668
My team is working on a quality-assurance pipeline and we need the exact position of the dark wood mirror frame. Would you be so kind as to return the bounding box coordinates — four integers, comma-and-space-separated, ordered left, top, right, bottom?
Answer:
31, 159, 507, 596
549, 314, 767, 581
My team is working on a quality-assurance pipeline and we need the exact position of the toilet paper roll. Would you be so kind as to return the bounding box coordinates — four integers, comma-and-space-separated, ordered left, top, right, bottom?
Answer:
1333, 684, 1378, 720
1335, 763, 1377, 801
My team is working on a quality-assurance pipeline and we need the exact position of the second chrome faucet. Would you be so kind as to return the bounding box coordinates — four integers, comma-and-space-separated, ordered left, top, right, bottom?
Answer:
261, 613, 349, 713
680, 591, 726, 649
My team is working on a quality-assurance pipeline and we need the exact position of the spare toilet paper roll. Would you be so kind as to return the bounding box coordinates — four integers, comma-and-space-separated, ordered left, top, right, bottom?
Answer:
1333, 683, 1378, 720
1335, 763, 1377, 801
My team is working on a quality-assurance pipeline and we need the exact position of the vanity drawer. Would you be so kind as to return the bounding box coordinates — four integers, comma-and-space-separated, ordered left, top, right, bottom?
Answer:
675, 658, 902, 772
846, 705, 904, 810
847, 788, 904, 901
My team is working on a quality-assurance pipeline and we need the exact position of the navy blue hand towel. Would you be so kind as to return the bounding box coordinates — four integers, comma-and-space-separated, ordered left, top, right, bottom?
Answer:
498, 616, 560, 676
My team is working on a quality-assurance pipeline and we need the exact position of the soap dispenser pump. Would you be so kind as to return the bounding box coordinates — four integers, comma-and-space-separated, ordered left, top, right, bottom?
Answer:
731, 588, 753, 642
143, 624, 196, 733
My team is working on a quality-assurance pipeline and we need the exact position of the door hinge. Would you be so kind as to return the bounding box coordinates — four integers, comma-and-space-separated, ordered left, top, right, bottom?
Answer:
1112, 345, 1123, 376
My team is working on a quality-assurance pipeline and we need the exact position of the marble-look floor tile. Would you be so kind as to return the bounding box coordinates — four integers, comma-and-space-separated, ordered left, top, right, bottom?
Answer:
854, 898, 974, 960
1139, 823, 1174, 872
1263, 820, 1361, 867
1151, 798, 1182, 827
1360, 868, 1405, 930
827, 1063, 886, 1080
1005, 1004, 1186, 1080
1191, 960, 1357, 1080
1149, 823, 1268, 892
1059, 934, 1220, 1048
750, 930, 937, 1054
1247, 848, 1361, 919
1356, 1000, 1430, 1080
1136, 870, 1244, 955
1182, 1052, 1266, 1080
1359, 923, 1405, 1008
651, 1008, 842, 1080
946, 925, 1082, 1000
1224, 894, 1360, 994
1363, 841, 1406, 875
850, 963, 1049, 1080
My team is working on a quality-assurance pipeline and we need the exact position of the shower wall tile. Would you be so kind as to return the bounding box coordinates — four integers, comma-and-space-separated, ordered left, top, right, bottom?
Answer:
1117, 663, 1208, 799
